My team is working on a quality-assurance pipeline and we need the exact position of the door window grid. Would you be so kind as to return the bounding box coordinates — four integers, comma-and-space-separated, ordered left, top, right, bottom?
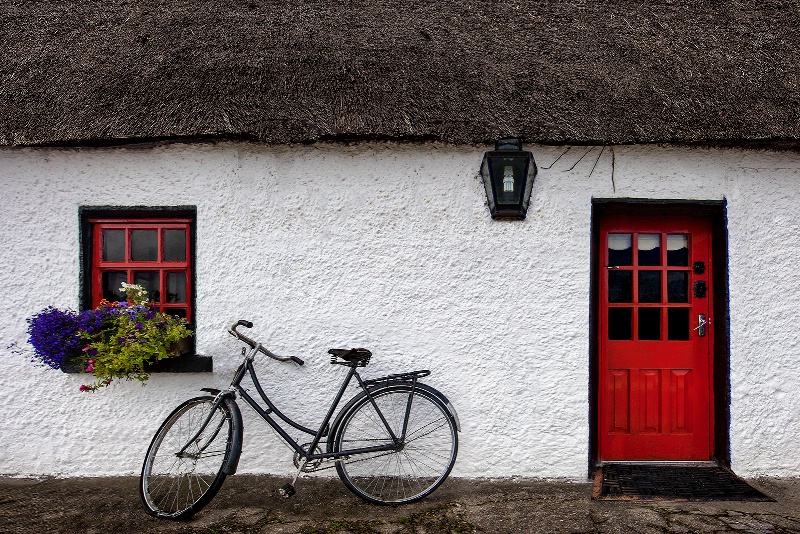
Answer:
607, 233, 691, 341
92, 220, 192, 322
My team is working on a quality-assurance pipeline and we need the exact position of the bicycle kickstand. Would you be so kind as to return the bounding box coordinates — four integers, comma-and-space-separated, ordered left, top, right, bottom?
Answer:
279, 459, 307, 499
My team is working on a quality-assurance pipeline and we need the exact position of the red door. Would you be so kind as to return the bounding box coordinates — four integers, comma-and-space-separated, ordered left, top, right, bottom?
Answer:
598, 215, 713, 461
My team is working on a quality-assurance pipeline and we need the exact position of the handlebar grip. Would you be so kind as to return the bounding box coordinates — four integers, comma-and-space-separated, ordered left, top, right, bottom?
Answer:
237, 320, 253, 329
290, 356, 305, 366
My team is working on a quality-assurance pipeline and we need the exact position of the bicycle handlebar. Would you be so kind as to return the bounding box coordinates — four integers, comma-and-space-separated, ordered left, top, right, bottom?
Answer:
228, 320, 304, 366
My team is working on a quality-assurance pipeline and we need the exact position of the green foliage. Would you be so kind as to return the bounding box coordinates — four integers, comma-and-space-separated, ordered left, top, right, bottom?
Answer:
77, 284, 192, 392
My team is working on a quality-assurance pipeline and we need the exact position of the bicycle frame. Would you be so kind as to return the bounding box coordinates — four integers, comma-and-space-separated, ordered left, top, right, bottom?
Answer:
219, 344, 418, 463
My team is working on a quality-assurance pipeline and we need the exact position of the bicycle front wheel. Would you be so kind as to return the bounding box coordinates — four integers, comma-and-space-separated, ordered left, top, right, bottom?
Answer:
140, 396, 235, 519
333, 385, 458, 504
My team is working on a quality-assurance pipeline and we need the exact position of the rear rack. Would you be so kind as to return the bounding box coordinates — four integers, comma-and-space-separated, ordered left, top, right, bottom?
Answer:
363, 370, 430, 387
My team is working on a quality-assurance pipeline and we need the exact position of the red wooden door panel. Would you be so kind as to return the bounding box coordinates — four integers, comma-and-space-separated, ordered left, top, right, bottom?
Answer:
598, 215, 713, 461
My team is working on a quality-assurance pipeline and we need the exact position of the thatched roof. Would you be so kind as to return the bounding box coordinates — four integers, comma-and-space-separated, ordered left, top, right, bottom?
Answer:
1, 1, 799, 147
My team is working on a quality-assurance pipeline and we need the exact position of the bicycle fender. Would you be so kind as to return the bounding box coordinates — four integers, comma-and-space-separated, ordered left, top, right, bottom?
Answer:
413, 383, 461, 432
221, 396, 243, 475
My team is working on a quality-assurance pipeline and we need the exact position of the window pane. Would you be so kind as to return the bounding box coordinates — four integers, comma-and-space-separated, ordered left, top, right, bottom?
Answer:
131, 230, 158, 261
609, 271, 632, 303
166, 272, 186, 303
667, 271, 689, 303
608, 308, 632, 340
668, 308, 690, 340
164, 229, 186, 262
167, 308, 187, 319
638, 271, 661, 303
134, 271, 161, 303
638, 234, 661, 266
102, 271, 127, 301
667, 234, 689, 266
639, 308, 661, 340
102, 230, 125, 262
608, 234, 632, 266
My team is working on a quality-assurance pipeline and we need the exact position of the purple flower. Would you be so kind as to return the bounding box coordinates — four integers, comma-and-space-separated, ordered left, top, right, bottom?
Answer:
135, 322, 144, 331
26, 307, 82, 370
117, 337, 126, 344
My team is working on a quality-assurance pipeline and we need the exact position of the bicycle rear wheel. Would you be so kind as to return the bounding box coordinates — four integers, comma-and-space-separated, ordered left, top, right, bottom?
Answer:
333, 385, 458, 504
140, 396, 234, 519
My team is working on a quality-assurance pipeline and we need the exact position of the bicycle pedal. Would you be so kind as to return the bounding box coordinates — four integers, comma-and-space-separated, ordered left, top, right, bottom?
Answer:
278, 483, 296, 499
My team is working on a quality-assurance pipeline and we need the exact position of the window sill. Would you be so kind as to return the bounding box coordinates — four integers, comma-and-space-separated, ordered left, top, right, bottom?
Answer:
61, 354, 213, 374
146, 354, 213, 373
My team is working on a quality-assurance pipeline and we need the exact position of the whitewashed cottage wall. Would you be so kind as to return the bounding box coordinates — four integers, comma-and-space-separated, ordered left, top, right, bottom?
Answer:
0, 142, 798, 478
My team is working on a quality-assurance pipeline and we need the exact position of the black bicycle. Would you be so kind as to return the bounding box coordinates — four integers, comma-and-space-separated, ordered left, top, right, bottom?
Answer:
139, 320, 460, 519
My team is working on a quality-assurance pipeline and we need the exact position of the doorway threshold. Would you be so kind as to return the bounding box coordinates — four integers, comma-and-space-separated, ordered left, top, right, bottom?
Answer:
592, 462, 773, 502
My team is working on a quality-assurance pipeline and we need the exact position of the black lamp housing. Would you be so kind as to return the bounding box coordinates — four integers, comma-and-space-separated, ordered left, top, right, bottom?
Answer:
480, 138, 537, 219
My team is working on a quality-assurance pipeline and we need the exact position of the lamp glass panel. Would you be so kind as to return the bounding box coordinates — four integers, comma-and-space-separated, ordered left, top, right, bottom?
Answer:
489, 156, 528, 206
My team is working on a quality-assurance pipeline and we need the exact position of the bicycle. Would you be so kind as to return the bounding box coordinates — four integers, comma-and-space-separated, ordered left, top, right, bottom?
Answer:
139, 320, 460, 519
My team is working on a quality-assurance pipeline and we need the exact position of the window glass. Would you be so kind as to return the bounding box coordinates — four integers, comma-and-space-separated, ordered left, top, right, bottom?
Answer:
639, 308, 661, 340
131, 229, 158, 261
667, 271, 689, 303
608, 234, 632, 266
608, 271, 633, 303
102, 271, 127, 301
638, 234, 661, 266
166, 272, 186, 303
134, 271, 161, 303
608, 308, 632, 340
102, 230, 125, 262
638, 271, 661, 303
668, 308, 690, 340
667, 234, 689, 266
164, 230, 186, 262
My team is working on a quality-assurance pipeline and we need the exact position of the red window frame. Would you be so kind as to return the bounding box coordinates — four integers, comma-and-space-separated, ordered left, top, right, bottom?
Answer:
90, 219, 193, 323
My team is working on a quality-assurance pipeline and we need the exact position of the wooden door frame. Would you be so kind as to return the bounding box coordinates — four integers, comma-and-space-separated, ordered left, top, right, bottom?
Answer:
588, 199, 730, 475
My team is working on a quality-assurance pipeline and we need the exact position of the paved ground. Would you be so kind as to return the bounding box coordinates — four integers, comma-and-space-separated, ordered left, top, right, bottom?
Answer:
1, 475, 800, 533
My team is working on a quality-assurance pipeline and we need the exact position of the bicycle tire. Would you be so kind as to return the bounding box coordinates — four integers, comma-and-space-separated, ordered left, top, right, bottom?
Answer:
332, 384, 458, 504
140, 396, 235, 519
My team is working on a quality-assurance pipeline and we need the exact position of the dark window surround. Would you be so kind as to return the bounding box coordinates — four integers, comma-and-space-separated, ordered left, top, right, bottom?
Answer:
588, 199, 730, 476
79, 206, 211, 373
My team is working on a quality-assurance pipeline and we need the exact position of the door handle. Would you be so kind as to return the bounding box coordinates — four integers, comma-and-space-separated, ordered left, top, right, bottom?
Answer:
694, 314, 707, 337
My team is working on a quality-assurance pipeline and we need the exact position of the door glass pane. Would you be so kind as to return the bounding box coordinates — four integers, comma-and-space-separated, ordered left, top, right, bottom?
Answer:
102, 230, 125, 262
638, 271, 661, 303
608, 308, 632, 340
668, 308, 690, 340
638, 234, 661, 266
667, 271, 689, 303
667, 234, 689, 266
166, 272, 186, 303
639, 308, 661, 340
134, 271, 161, 302
102, 271, 127, 301
164, 229, 186, 262
608, 271, 632, 303
131, 229, 158, 261
608, 234, 632, 266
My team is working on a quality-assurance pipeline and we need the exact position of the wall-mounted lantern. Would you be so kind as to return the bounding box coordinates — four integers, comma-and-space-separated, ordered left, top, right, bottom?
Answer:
480, 138, 537, 219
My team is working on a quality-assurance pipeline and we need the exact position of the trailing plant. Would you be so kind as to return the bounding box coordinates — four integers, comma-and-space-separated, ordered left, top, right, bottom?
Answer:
26, 284, 192, 392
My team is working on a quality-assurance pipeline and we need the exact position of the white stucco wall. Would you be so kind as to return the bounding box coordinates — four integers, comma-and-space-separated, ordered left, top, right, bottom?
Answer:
0, 142, 798, 479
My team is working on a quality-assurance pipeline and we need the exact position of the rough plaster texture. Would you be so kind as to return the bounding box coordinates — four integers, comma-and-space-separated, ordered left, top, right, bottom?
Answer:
0, 142, 798, 479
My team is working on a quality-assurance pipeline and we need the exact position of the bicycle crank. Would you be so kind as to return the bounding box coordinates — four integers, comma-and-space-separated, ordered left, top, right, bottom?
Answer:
293, 444, 323, 472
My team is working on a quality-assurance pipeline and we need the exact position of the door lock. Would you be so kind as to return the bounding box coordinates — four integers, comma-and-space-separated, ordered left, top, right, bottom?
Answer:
694, 314, 708, 337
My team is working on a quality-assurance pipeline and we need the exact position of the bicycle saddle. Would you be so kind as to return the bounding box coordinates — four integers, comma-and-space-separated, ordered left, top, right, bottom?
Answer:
328, 348, 372, 366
